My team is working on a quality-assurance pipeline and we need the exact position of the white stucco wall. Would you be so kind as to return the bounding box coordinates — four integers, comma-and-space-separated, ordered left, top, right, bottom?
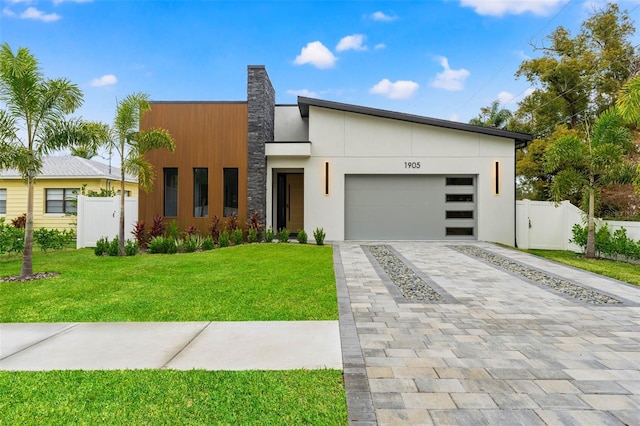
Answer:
268, 106, 517, 245
274, 105, 308, 141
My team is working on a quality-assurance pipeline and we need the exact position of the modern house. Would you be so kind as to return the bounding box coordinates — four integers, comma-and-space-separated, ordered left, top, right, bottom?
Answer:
0, 156, 138, 231
139, 66, 533, 245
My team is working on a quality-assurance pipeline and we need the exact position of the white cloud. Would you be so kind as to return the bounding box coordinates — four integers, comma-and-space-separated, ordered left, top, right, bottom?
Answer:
375, 43, 386, 50
293, 41, 337, 69
336, 34, 367, 52
497, 91, 515, 104
370, 11, 397, 21
449, 113, 460, 122
430, 57, 470, 91
524, 88, 535, 98
369, 79, 419, 99
516, 50, 531, 60
91, 74, 117, 87
2, 7, 16, 17
21, 6, 60, 21
287, 89, 318, 98
460, 0, 566, 16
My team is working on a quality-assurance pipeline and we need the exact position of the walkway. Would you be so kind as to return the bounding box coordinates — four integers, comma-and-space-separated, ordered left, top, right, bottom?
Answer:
336, 241, 640, 425
0, 321, 341, 371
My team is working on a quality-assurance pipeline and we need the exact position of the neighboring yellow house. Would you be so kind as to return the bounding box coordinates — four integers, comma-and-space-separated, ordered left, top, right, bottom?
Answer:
0, 156, 138, 231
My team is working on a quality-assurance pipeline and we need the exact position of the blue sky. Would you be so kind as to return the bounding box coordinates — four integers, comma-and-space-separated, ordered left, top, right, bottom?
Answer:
2, 0, 640, 131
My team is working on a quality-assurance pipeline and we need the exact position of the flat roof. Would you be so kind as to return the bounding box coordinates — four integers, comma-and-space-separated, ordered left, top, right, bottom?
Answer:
297, 97, 533, 148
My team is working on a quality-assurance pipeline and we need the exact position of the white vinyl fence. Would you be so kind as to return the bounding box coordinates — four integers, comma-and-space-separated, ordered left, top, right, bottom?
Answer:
516, 199, 640, 251
76, 195, 138, 248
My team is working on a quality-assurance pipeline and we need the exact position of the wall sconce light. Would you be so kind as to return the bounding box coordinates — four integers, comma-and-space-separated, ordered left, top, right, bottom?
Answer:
493, 161, 501, 196
323, 161, 330, 196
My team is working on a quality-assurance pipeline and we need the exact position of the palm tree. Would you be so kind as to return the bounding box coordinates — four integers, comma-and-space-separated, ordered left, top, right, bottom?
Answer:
0, 43, 107, 277
69, 121, 110, 159
469, 100, 513, 129
616, 75, 640, 193
111, 93, 175, 255
544, 108, 634, 258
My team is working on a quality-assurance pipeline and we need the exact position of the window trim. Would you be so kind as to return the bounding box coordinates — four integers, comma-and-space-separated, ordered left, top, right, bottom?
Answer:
0, 188, 6, 215
164, 168, 179, 217
193, 167, 208, 218
45, 188, 78, 214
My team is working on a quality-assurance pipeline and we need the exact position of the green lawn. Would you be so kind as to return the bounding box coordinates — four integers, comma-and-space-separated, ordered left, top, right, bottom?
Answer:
524, 249, 640, 286
0, 369, 347, 425
0, 244, 338, 322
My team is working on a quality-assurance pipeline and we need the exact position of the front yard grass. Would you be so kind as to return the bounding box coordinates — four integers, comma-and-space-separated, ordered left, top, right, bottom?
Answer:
0, 244, 338, 322
524, 249, 640, 286
0, 369, 347, 425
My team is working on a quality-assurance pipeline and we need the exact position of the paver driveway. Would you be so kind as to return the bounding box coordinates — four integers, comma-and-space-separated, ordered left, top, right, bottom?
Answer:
335, 241, 640, 426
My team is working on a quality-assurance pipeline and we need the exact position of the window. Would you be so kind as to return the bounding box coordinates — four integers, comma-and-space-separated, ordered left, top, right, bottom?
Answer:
116, 190, 131, 197
194, 168, 208, 217
45, 189, 78, 214
164, 168, 178, 217
446, 194, 473, 202
0, 189, 6, 214
224, 168, 238, 216
446, 211, 473, 219
446, 227, 474, 236
446, 177, 473, 186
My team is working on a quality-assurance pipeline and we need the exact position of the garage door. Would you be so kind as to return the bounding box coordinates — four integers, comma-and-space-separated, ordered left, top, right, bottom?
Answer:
344, 175, 476, 240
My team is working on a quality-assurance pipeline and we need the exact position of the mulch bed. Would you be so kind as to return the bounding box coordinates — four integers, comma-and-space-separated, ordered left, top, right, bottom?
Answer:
0, 272, 60, 283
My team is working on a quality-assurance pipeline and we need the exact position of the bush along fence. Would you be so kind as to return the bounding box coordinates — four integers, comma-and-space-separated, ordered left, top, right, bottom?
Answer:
94, 211, 327, 256
1, 217, 76, 255
571, 224, 640, 263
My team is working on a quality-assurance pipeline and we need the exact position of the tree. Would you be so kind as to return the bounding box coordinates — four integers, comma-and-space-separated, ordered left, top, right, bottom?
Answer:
616, 74, 640, 198
515, 3, 635, 136
110, 93, 175, 255
0, 43, 108, 277
69, 121, 110, 159
544, 108, 634, 258
469, 100, 513, 129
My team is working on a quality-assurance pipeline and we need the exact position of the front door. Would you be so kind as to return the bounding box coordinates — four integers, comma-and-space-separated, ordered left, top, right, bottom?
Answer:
277, 173, 304, 231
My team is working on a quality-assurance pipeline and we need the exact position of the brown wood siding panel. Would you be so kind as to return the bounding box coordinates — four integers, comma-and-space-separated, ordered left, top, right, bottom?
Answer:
139, 103, 248, 234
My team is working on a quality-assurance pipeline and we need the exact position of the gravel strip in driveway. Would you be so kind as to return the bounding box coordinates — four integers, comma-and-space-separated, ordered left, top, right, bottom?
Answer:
451, 245, 622, 305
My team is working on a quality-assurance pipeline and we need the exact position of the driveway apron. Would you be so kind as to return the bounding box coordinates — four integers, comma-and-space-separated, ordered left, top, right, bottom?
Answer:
335, 241, 640, 426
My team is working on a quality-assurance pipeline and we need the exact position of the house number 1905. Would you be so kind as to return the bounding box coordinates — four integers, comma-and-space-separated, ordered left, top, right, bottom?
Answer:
404, 161, 421, 169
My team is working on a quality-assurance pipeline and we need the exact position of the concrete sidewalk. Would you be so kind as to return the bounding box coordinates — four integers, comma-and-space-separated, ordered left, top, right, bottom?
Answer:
0, 321, 342, 371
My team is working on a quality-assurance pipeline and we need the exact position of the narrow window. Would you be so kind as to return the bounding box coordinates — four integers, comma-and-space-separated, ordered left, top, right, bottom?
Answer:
446, 211, 473, 219
164, 168, 178, 217
445, 177, 473, 186
194, 168, 208, 217
446, 227, 474, 236
224, 168, 238, 216
0, 189, 6, 214
446, 194, 473, 202
45, 189, 78, 213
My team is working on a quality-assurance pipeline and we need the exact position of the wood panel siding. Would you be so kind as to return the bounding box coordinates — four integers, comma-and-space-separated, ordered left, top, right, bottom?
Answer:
139, 102, 249, 234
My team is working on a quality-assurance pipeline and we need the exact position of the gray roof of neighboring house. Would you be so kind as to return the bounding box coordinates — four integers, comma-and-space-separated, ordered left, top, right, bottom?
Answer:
0, 156, 137, 183
296, 97, 534, 148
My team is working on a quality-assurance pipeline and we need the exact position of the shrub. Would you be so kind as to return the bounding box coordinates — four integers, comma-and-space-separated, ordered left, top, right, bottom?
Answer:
150, 215, 165, 238
132, 221, 149, 249
218, 229, 230, 248
277, 228, 290, 243
94, 237, 109, 256
184, 235, 199, 253
33, 228, 75, 251
247, 210, 263, 234
570, 224, 588, 250
231, 228, 243, 245
571, 223, 640, 261
186, 225, 197, 236
226, 212, 239, 232
297, 229, 308, 244
264, 227, 275, 242
173, 238, 184, 253
201, 236, 215, 251
0, 218, 25, 254
107, 236, 120, 256
11, 213, 26, 229
247, 228, 258, 243
209, 215, 222, 243
313, 227, 326, 246
148, 236, 166, 254
167, 220, 180, 240
124, 239, 138, 256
